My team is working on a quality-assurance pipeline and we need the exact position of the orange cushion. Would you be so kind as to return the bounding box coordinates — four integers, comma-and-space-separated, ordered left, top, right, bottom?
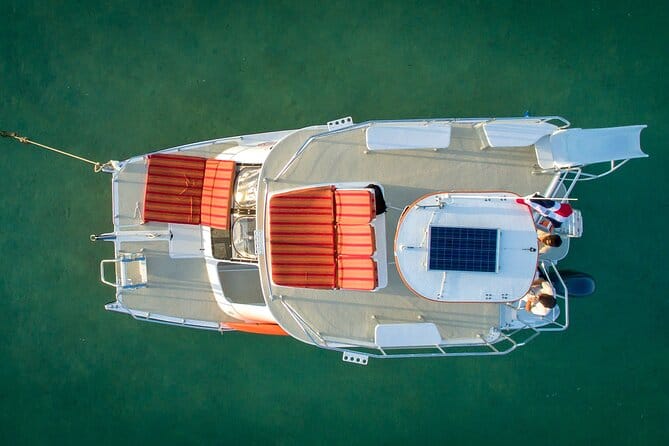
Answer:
334, 189, 378, 291
200, 159, 236, 230
336, 224, 375, 257
271, 223, 336, 246
336, 256, 378, 291
270, 238, 336, 288
143, 154, 206, 225
269, 186, 336, 288
268, 186, 380, 291
335, 189, 375, 225
270, 257, 337, 289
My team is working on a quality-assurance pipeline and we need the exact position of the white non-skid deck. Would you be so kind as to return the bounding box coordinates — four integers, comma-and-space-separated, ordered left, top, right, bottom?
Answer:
114, 241, 236, 324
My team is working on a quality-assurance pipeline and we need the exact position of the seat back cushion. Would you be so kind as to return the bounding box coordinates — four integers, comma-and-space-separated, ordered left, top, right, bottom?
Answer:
200, 159, 236, 230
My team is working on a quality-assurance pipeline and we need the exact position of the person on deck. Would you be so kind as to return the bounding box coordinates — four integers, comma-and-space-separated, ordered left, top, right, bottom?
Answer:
537, 229, 563, 254
523, 278, 557, 316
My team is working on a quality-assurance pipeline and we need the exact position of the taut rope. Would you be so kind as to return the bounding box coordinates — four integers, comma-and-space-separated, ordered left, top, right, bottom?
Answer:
1, 130, 113, 173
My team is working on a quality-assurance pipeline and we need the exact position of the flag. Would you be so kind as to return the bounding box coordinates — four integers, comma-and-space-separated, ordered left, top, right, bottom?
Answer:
516, 194, 573, 228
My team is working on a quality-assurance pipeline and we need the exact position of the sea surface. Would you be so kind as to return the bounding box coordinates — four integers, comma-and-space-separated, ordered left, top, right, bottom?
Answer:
1, 1, 667, 444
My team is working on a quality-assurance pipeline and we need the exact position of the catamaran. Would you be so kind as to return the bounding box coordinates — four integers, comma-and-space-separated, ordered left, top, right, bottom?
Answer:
7, 116, 646, 364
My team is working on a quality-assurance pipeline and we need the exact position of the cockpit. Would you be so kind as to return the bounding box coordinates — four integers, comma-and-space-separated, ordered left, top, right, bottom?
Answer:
211, 164, 261, 262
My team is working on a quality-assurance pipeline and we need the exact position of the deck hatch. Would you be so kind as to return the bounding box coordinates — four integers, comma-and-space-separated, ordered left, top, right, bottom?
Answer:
428, 226, 498, 272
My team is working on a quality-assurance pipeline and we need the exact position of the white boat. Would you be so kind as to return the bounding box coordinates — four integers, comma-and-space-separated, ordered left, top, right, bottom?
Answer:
91, 116, 647, 364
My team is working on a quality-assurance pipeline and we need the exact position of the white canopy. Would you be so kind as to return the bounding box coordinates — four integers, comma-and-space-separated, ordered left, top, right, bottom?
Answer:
535, 125, 648, 169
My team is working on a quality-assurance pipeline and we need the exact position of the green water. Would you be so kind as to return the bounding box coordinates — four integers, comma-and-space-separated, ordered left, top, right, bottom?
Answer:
1, 1, 667, 444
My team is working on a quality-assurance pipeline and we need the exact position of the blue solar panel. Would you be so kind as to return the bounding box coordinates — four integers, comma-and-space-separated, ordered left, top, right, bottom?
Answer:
428, 226, 498, 272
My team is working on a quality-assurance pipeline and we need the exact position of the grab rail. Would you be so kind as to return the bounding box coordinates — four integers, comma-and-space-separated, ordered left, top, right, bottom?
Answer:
99, 253, 148, 290
274, 290, 562, 364
99, 259, 119, 287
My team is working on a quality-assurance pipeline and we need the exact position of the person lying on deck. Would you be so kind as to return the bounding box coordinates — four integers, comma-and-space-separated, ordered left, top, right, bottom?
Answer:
523, 278, 557, 316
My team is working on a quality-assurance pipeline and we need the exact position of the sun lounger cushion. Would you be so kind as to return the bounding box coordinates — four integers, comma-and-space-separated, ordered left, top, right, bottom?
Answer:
337, 256, 378, 291
335, 189, 376, 225
269, 186, 337, 289
335, 189, 377, 289
143, 154, 206, 225
336, 224, 375, 257
200, 159, 236, 230
269, 186, 380, 291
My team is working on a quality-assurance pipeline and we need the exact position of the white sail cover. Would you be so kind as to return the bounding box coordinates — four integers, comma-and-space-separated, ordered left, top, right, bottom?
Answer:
535, 125, 647, 169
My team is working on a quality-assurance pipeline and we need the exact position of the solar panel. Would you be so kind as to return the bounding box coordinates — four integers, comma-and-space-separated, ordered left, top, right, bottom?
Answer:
428, 226, 498, 272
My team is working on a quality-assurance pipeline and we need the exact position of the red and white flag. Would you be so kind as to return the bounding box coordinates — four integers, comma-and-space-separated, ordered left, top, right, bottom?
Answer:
516, 194, 573, 227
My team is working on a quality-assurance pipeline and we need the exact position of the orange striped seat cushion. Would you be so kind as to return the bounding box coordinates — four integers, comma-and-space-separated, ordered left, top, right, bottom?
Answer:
336, 256, 378, 291
335, 189, 375, 225
143, 154, 206, 225
334, 189, 377, 290
270, 255, 337, 288
336, 224, 375, 257
269, 186, 336, 289
200, 159, 236, 230
268, 186, 380, 291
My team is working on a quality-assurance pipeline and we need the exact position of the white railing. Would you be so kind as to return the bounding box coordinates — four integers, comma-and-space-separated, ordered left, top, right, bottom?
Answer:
545, 157, 634, 203
104, 302, 222, 331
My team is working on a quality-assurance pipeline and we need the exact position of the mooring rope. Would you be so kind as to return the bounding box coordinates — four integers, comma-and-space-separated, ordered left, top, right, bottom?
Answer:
1, 130, 111, 172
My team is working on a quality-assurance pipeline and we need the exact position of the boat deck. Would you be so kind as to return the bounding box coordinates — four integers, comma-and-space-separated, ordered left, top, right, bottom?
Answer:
257, 123, 556, 346
108, 140, 244, 326
115, 241, 236, 324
